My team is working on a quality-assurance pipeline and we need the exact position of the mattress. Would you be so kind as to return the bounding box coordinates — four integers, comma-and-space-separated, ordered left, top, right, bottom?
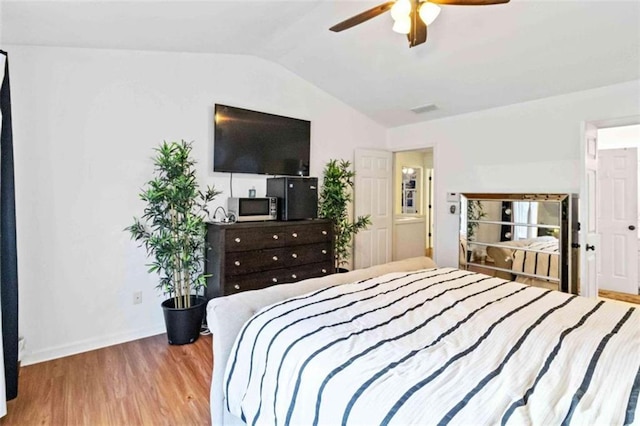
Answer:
224, 267, 639, 425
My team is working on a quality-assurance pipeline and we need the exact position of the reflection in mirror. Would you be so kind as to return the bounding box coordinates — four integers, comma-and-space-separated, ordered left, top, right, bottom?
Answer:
401, 167, 421, 214
459, 194, 577, 294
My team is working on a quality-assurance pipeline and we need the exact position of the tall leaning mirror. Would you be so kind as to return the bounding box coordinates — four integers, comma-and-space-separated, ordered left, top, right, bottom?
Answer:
401, 166, 421, 214
459, 193, 579, 294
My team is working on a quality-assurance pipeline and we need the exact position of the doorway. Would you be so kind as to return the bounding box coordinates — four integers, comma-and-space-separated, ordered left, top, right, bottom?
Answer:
391, 148, 434, 261
596, 124, 640, 296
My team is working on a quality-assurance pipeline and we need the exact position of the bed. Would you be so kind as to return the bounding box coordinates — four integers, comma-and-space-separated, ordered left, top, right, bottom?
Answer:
207, 257, 639, 425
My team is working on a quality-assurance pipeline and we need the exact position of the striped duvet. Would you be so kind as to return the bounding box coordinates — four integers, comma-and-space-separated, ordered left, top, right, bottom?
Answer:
224, 268, 640, 425
511, 238, 559, 282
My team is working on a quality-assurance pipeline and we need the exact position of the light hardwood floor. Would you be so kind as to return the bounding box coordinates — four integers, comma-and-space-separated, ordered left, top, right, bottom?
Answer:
1, 334, 213, 426
599, 289, 640, 305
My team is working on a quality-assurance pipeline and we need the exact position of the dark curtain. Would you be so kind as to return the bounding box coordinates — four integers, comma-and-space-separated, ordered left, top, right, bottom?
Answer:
0, 50, 19, 401
500, 201, 513, 242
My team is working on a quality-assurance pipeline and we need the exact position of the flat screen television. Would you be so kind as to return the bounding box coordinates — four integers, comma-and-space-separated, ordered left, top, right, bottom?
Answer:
214, 104, 311, 176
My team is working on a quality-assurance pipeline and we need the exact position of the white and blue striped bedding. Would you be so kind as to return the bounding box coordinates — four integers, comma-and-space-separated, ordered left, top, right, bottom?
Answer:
224, 268, 640, 425
511, 238, 559, 282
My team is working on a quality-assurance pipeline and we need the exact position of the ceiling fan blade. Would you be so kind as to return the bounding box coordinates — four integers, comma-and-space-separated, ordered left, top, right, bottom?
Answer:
408, 9, 427, 48
329, 1, 395, 32
429, 0, 509, 5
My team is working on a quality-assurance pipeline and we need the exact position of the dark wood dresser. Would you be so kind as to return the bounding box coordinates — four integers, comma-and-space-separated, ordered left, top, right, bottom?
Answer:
205, 219, 334, 299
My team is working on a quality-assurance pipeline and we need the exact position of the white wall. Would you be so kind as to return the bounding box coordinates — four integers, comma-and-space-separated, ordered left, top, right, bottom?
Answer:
388, 80, 640, 269
8, 45, 386, 364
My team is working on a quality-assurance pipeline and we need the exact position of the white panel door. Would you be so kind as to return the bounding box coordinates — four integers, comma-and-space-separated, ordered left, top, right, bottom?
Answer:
581, 123, 599, 297
354, 149, 393, 269
598, 148, 638, 294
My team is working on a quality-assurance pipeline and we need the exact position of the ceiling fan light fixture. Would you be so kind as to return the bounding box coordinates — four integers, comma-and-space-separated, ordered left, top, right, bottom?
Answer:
392, 16, 411, 34
419, 1, 441, 26
390, 0, 412, 21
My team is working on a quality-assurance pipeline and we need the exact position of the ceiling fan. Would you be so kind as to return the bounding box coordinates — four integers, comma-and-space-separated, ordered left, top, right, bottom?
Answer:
329, 0, 510, 48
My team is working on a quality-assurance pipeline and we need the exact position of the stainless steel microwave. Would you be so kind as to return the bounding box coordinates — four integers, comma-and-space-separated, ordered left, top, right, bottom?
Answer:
227, 197, 277, 222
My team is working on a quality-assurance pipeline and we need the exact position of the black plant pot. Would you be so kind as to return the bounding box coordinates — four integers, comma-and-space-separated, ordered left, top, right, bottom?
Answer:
161, 296, 207, 345
337, 267, 349, 274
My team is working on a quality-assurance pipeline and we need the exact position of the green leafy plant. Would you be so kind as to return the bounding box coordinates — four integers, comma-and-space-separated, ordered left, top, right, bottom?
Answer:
126, 141, 221, 309
467, 200, 486, 240
318, 159, 372, 270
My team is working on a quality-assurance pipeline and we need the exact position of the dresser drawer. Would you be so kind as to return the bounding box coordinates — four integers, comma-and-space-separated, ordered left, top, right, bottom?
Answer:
225, 227, 285, 252
224, 262, 334, 295
284, 222, 333, 246
285, 243, 332, 265
225, 247, 287, 276
291, 261, 334, 281
226, 243, 332, 275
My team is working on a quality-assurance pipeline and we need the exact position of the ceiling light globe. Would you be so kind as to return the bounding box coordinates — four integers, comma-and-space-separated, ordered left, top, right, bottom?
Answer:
392, 16, 411, 34
390, 0, 412, 21
419, 1, 441, 25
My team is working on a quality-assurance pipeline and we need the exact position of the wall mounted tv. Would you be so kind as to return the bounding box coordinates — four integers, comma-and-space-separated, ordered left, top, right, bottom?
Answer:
214, 104, 311, 176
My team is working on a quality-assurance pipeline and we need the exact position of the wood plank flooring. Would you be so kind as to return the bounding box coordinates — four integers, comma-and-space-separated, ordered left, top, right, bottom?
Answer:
1, 334, 213, 426
599, 289, 640, 305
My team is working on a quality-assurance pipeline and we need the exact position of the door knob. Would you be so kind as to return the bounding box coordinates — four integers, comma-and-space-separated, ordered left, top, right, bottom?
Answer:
629, 225, 636, 231
586, 244, 595, 251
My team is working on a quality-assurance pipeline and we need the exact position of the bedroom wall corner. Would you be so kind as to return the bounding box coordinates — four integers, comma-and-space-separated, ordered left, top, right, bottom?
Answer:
387, 79, 640, 269
7, 45, 386, 365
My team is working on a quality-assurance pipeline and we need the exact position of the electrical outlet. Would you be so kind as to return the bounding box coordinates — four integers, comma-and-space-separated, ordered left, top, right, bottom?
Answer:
133, 291, 142, 305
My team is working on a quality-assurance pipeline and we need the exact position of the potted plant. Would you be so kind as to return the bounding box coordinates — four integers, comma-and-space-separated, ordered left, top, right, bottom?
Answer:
318, 159, 371, 272
126, 140, 221, 345
466, 199, 487, 262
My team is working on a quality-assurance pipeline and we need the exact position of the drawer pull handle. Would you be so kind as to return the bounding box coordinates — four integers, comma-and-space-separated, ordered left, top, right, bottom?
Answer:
272, 278, 278, 283
273, 235, 279, 240
322, 269, 327, 273
321, 249, 327, 254
322, 230, 327, 235
291, 253, 298, 259
272, 256, 279, 261
292, 232, 298, 238
235, 237, 241, 243
292, 274, 297, 279
234, 284, 240, 290
234, 261, 240, 266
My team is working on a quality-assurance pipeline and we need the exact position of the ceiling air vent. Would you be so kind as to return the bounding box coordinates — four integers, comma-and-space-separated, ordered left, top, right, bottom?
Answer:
410, 103, 438, 114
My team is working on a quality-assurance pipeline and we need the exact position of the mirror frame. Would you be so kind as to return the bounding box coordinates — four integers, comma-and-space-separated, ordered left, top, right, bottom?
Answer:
459, 193, 579, 294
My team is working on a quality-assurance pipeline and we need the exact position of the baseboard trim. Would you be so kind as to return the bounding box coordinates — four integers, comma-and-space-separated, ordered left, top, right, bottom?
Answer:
21, 325, 166, 366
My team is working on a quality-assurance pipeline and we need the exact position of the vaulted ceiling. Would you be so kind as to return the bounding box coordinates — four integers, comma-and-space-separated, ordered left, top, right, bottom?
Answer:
3, 0, 639, 127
